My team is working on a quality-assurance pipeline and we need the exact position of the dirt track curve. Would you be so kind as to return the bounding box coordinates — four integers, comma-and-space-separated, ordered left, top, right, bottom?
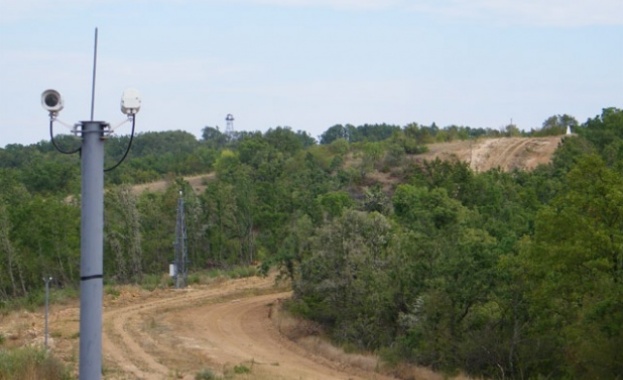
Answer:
418, 136, 564, 172
101, 276, 394, 380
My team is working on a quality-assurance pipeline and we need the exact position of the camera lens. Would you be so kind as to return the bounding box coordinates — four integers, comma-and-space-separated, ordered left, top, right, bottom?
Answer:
45, 93, 59, 107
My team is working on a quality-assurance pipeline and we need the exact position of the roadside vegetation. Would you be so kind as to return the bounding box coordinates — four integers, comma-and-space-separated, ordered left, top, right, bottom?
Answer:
0, 347, 72, 380
1, 109, 622, 379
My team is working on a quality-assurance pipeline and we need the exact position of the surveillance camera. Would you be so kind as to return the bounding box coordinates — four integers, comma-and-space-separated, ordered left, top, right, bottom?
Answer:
121, 88, 141, 115
41, 89, 64, 114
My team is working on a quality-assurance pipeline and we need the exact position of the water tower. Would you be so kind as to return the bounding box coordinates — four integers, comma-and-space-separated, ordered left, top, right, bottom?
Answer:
225, 113, 234, 136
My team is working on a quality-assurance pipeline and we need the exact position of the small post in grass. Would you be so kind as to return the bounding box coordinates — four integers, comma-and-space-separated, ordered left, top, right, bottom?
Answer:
43, 276, 53, 349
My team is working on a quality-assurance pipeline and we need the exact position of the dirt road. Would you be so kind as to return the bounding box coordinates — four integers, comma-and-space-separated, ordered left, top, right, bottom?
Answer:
0, 276, 449, 379
101, 276, 394, 380
418, 136, 563, 172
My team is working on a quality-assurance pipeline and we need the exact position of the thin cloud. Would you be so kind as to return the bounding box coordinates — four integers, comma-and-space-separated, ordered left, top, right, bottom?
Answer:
408, 0, 623, 27
2, 0, 622, 25
235, 0, 405, 11
0, 0, 401, 21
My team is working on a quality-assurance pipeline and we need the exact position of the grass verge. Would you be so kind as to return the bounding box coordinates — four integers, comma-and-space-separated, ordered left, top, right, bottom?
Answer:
0, 346, 73, 380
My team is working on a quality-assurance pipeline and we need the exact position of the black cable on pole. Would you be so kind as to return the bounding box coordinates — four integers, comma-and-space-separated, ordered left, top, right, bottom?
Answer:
49, 118, 81, 155
104, 116, 136, 172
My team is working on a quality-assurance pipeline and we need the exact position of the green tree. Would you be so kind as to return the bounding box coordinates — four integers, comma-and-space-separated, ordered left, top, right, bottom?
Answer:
537, 114, 578, 136
0, 202, 27, 298
320, 124, 353, 144
576, 107, 623, 152
201, 125, 229, 149
295, 210, 395, 348
318, 191, 354, 219
105, 185, 143, 283
522, 154, 623, 378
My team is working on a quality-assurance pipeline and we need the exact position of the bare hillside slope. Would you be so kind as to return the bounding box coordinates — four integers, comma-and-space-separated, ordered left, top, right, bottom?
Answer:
416, 136, 563, 172
126, 136, 564, 197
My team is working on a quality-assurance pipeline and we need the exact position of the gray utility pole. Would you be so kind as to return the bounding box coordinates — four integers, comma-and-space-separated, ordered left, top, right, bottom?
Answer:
43, 276, 53, 349
42, 28, 141, 380
79, 120, 106, 379
174, 191, 188, 289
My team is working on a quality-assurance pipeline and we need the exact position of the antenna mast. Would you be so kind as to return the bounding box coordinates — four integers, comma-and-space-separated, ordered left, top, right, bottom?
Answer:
90, 28, 98, 121
174, 191, 189, 288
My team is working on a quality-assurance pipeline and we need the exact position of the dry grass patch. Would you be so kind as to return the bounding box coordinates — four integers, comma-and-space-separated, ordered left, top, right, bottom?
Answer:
270, 300, 476, 380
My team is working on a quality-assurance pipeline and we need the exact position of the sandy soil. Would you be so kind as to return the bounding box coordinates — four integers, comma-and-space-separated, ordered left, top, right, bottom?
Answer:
1, 276, 405, 380
415, 136, 564, 172
130, 173, 215, 195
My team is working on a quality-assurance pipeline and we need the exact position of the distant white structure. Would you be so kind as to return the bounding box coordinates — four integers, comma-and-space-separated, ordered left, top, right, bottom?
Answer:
566, 125, 572, 135
225, 114, 234, 136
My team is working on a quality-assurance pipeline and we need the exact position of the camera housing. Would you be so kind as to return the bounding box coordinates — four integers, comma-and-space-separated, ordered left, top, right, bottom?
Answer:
120, 88, 141, 115
41, 89, 64, 115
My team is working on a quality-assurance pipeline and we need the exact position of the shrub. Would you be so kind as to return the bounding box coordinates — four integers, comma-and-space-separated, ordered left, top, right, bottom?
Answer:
0, 347, 72, 380
140, 273, 169, 291
233, 364, 251, 374
195, 368, 218, 380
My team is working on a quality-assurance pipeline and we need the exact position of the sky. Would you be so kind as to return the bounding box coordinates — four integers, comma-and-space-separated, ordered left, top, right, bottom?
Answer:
0, 0, 622, 147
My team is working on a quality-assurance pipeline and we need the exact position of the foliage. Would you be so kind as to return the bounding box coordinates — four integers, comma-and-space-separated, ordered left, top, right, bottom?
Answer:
2, 109, 623, 378
519, 154, 623, 378
532, 114, 578, 136
233, 364, 251, 374
105, 185, 143, 283
195, 368, 218, 380
0, 347, 73, 380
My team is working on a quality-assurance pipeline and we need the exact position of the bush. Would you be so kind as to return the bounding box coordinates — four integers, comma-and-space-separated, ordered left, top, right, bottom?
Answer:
104, 285, 120, 298
187, 273, 201, 285
140, 273, 170, 291
0, 347, 72, 380
195, 368, 218, 380
233, 364, 251, 374
227, 266, 258, 279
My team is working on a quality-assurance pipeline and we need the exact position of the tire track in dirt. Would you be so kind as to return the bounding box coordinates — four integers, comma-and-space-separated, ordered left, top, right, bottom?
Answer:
168, 292, 395, 380
102, 276, 274, 379
492, 138, 531, 170
102, 275, 395, 380
425, 136, 563, 173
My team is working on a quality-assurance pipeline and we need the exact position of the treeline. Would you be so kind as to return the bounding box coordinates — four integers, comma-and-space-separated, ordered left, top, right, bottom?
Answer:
1, 110, 621, 378
294, 109, 621, 379
0, 116, 575, 195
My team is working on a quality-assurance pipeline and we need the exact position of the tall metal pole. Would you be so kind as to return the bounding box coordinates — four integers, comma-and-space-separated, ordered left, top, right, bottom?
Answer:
90, 28, 98, 121
44, 276, 52, 349
175, 191, 188, 289
79, 121, 106, 380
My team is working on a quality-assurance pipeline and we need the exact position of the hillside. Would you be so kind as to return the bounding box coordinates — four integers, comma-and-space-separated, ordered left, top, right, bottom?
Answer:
136, 136, 565, 196
129, 173, 215, 195
415, 136, 564, 172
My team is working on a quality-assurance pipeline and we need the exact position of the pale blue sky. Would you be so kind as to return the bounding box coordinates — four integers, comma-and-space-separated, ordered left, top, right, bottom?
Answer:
1, 0, 622, 146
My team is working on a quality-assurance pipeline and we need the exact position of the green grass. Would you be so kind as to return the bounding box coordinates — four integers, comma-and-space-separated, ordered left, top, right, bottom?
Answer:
140, 273, 173, 291
0, 346, 73, 380
0, 265, 259, 316
104, 285, 120, 298
233, 364, 251, 374
203, 265, 258, 280
195, 368, 219, 380
0, 286, 78, 314
178, 265, 260, 287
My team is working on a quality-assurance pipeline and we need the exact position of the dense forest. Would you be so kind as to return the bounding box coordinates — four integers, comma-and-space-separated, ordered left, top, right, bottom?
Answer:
1, 109, 622, 379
